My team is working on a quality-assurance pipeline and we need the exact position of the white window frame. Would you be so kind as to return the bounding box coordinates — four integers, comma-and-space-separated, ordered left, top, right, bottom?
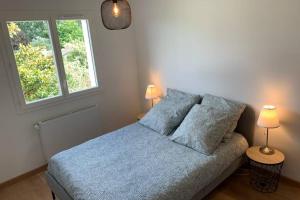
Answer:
0, 11, 101, 113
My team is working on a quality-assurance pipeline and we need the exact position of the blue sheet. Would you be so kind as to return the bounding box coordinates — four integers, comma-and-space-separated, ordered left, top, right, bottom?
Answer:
48, 123, 248, 200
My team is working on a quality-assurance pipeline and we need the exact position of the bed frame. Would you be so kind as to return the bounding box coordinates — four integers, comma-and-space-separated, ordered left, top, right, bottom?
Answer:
46, 156, 245, 200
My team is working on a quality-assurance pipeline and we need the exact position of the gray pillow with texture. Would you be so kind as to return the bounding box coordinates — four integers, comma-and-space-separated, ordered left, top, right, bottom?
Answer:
139, 88, 200, 135
171, 104, 231, 155
201, 94, 246, 139
166, 88, 199, 101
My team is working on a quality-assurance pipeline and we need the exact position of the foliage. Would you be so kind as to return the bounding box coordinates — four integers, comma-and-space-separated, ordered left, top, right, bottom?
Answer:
16, 21, 49, 42
64, 42, 91, 93
31, 36, 52, 50
7, 20, 92, 102
7, 22, 20, 38
15, 44, 59, 102
65, 42, 88, 68
56, 20, 92, 93
8, 22, 29, 50
57, 20, 84, 48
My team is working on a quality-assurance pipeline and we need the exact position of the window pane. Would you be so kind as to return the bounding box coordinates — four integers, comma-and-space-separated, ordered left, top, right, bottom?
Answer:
56, 19, 97, 93
7, 20, 61, 104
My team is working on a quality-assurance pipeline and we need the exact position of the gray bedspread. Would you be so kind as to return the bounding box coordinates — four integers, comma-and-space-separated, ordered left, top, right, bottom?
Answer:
48, 123, 248, 200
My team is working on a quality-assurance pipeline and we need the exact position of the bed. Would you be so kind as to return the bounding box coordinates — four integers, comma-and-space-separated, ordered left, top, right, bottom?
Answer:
46, 123, 248, 200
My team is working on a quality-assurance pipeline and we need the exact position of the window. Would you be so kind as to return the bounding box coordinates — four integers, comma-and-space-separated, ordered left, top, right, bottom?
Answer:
56, 19, 97, 93
7, 20, 61, 103
5, 17, 98, 107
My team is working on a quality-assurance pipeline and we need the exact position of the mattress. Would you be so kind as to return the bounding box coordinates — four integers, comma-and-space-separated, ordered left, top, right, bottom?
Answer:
48, 123, 248, 200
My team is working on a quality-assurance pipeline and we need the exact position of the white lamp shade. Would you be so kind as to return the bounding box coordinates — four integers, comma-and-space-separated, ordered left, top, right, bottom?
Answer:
257, 105, 280, 128
145, 85, 159, 100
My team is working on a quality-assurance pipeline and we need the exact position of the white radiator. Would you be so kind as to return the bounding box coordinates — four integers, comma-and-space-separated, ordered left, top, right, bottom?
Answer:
35, 105, 100, 161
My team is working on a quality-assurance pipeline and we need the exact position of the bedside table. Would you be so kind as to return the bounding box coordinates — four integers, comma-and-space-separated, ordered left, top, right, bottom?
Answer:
246, 146, 285, 193
137, 113, 146, 121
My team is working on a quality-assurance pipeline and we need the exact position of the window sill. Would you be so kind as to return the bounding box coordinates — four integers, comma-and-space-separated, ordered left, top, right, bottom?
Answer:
16, 86, 102, 114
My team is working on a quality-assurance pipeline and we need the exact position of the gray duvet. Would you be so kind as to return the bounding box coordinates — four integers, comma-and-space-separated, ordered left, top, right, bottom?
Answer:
48, 123, 248, 200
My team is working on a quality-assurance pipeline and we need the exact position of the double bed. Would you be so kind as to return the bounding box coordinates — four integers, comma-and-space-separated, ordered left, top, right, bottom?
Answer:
46, 123, 248, 200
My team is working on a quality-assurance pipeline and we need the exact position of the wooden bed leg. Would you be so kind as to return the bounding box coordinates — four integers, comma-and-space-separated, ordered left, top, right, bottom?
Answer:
51, 191, 56, 200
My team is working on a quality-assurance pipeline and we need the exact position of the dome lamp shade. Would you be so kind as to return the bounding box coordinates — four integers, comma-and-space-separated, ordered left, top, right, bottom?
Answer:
101, 0, 132, 30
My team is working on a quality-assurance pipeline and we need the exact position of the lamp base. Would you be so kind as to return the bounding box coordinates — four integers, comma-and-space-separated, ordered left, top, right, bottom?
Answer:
259, 146, 275, 155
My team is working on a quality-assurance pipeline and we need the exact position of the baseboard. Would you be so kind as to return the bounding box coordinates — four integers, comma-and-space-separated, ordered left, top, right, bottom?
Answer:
0, 164, 47, 189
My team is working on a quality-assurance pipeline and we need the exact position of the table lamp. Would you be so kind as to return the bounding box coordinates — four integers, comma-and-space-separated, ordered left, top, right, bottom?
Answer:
145, 85, 159, 108
257, 105, 280, 155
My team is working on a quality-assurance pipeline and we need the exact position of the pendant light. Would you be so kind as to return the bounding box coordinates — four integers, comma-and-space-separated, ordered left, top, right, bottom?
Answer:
101, 0, 132, 30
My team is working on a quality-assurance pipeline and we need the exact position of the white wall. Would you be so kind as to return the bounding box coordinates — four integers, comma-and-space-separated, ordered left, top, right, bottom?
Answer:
2, 0, 300, 184
0, 0, 140, 183
131, 0, 300, 182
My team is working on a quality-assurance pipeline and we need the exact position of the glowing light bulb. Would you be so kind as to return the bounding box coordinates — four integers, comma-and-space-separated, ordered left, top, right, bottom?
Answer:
112, 2, 120, 18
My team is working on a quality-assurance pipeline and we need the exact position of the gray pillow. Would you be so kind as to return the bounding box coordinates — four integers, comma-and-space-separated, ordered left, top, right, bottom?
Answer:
139, 88, 200, 135
166, 88, 199, 101
171, 104, 230, 155
201, 94, 246, 139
